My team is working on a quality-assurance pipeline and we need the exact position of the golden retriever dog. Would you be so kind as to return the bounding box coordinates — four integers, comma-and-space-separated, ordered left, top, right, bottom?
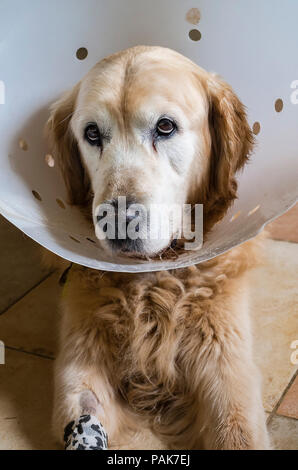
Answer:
46, 46, 270, 449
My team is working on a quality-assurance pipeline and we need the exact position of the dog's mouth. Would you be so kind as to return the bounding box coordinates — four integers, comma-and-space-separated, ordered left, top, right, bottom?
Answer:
94, 203, 184, 260
107, 237, 184, 262
93, 199, 202, 261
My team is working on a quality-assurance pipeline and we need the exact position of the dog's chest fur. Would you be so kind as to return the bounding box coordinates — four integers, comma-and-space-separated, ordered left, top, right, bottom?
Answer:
59, 241, 257, 425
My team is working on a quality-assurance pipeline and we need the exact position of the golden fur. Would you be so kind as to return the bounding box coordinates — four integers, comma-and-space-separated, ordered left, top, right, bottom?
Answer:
46, 46, 270, 449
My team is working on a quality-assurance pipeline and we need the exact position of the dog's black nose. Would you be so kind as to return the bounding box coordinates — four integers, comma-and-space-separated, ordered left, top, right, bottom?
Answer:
96, 197, 143, 252
97, 197, 138, 226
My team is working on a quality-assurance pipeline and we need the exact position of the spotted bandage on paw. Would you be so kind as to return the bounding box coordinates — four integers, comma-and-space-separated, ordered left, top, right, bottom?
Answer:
64, 414, 108, 450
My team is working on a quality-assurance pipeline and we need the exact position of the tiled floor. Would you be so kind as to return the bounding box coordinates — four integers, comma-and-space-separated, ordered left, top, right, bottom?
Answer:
0, 206, 297, 450
0, 217, 51, 314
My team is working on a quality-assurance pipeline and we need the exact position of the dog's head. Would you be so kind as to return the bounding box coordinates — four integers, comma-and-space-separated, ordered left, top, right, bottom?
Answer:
47, 46, 253, 257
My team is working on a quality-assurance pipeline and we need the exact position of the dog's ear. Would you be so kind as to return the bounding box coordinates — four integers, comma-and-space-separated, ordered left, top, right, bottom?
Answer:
45, 83, 90, 205
201, 74, 254, 229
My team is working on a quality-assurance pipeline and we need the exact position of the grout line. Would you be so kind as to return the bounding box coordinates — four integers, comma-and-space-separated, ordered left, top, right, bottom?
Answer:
0, 270, 55, 316
5, 345, 55, 361
267, 368, 298, 425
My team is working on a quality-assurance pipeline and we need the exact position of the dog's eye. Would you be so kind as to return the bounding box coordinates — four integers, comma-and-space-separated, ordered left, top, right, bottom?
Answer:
156, 118, 176, 137
84, 123, 102, 146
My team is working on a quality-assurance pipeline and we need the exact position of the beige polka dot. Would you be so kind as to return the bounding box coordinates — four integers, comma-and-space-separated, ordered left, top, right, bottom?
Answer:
252, 122, 261, 135
189, 29, 202, 41
275, 98, 283, 112
32, 190, 42, 201
45, 154, 55, 167
186, 8, 201, 25
76, 47, 88, 60
56, 198, 66, 209
19, 139, 28, 151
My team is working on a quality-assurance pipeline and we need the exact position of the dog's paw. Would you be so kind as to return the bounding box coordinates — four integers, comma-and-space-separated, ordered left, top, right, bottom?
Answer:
64, 414, 108, 450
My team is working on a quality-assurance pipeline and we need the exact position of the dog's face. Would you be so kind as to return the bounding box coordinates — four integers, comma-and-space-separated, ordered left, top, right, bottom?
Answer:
47, 46, 253, 257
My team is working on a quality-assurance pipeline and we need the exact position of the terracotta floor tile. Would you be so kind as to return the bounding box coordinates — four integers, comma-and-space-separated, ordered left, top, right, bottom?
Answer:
277, 374, 298, 419
0, 216, 51, 314
267, 202, 298, 243
268, 415, 298, 450
248, 239, 298, 412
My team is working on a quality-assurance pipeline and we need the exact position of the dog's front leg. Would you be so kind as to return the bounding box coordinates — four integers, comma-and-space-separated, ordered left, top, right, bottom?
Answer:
200, 359, 270, 450
196, 329, 270, 450
52, 354, 111, 450
63, 390, 108, 450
